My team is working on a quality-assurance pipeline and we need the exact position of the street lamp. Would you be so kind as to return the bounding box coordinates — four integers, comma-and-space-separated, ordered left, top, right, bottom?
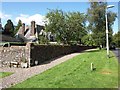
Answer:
106, 5, 115, 58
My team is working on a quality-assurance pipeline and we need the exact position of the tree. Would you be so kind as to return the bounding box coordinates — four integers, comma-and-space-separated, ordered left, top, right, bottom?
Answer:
87, 2, 117, 47
38, 35, 49, 44
45, 9, 65, 43
81, 34, 95, 46
4, 19, 14, 37
15, 19, 22, 35
38, 31, 49, 44
45, 9, 87, 44
113, 31, 120, 47
65, 12, 87, 44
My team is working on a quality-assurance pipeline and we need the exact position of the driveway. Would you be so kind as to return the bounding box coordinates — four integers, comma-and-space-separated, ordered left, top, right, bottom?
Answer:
112, 48, 120, 63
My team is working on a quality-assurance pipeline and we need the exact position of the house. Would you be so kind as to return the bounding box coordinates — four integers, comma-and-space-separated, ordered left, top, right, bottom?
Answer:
15, 21, 45, 43
16, 21, 56, 43
0, 19, 56, 45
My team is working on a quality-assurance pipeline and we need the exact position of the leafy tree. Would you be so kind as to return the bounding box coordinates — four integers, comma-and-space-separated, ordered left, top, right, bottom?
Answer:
113, 31, 120, 47
65, 12, 87, 44
38, 34, 49, 44
15, 19, 22, 35
45, 9, 87, 44
4, 19, 15, 37
81, 34, 95, 46
45, 9, 65, 43
87, 2, 117, 47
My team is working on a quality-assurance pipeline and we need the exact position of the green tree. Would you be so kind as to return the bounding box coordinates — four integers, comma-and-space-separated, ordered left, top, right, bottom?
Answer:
45, 9, 87, 44
38, 34, 49, 44
4, 19, 15, 37
15, 19, 22, 35
45, 9, 65, 43
81, 34, 95, 46
87, 2, 117, 47
113, 31, 120, 47
65, 12, 87, 44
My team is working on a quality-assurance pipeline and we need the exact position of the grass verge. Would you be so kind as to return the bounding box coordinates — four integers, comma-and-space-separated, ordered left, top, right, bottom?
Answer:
0, 72, 13, 78
11, 49, 118, 88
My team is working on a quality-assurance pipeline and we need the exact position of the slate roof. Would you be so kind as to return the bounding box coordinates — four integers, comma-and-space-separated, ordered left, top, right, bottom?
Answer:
0, 34, 20, 42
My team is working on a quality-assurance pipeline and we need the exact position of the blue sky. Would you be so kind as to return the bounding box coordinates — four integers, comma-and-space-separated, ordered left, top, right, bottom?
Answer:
1, 2, 119, 34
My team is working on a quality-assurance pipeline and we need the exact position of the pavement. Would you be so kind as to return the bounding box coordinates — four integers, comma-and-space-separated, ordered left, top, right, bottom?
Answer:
112, 48, 120, 63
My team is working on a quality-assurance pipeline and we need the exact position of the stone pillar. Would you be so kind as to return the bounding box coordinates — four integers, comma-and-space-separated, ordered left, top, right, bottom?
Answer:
30, 21, 35, 36
22, 23, 25, 35
25, 42, 31, 67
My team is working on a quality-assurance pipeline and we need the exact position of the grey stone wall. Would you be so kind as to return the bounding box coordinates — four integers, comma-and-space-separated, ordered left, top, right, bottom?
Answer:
30, 44, 97, 66
0, 43, 97, 68
0, 43, 30, 67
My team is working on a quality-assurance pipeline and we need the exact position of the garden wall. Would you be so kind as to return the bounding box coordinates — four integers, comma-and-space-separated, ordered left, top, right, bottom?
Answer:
1, 43, 97, 67
30, 44, 97, 66
0, 43, 30, 67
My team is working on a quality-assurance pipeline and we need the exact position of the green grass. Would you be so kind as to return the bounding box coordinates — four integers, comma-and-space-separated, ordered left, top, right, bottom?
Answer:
11, 49, 118, 88
0, 72, 13, 78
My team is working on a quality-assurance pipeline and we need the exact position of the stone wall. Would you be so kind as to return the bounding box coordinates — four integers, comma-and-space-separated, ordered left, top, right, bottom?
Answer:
0, 43, 30, 67
0, 43, 97, 68
30, 44, 97, 66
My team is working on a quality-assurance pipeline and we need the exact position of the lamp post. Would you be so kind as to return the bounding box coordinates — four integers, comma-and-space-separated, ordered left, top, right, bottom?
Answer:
106, 5, 115, 58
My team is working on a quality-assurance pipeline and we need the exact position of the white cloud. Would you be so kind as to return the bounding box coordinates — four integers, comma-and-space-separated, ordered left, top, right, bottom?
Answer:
15, 14, 48, 26
0, 12, 12, 19
20, 14, 29, 18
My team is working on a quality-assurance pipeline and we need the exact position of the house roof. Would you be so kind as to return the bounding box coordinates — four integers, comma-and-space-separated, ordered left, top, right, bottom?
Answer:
0, 34, 20, 42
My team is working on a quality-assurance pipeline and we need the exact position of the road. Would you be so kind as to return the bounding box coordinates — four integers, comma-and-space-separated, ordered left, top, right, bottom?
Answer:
112, 48, 120, 63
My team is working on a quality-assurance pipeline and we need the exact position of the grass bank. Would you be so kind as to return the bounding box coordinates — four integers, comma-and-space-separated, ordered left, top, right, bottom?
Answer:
11, 49, 118, 88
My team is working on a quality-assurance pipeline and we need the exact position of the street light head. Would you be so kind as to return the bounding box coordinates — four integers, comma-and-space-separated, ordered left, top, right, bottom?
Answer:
107, 5, 115, 9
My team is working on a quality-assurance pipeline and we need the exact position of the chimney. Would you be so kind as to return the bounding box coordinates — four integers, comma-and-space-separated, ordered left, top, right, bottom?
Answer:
22, 23, 25, 35
31, 21, 35, 36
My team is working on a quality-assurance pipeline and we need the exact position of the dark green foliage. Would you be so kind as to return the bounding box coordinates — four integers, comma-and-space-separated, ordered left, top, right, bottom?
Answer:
45, 9, 65, 43
4, 19, 15, 37
113, 31, 120, 47
45, 9, 87, 44
38, 35, 49, 44
87, 2, 117, 47
14, 19, 22, 35
81, 34, 95, 46
65, 12, 87, 44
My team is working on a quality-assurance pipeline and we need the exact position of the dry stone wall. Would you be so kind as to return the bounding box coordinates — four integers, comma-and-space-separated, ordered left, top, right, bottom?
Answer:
30, 44, 97, 66
0, 43, 31, 68
0, 43, 97, 68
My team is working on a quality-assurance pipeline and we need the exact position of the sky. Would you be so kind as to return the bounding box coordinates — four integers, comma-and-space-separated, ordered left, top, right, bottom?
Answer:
0, 2, 119, 34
